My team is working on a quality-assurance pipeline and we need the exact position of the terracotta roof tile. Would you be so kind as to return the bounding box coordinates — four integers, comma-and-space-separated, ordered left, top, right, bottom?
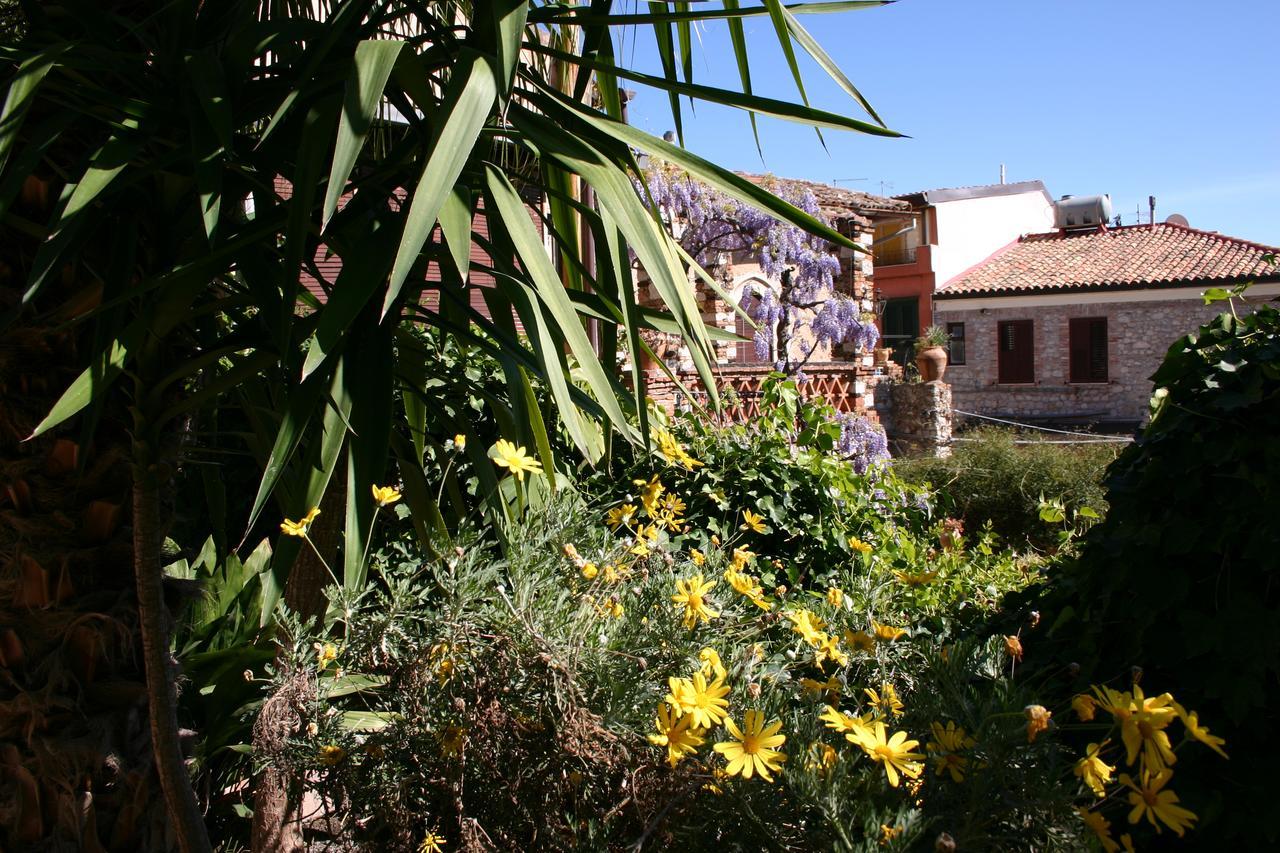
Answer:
937, 223, 1280, 297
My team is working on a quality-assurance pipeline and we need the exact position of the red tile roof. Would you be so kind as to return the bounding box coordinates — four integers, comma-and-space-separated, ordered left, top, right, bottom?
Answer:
937, 223, 1280, 297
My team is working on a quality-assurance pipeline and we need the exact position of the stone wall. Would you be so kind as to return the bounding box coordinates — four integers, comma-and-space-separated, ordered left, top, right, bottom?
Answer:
877, 381, 952, 457
933, 293, 1267, 425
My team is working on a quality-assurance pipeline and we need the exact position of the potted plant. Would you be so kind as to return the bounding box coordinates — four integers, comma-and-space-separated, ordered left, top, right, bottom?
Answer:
913, 325, 950, 382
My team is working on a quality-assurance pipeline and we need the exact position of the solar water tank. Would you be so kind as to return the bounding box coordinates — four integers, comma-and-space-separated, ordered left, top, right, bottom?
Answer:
1054, 194, 1113, 229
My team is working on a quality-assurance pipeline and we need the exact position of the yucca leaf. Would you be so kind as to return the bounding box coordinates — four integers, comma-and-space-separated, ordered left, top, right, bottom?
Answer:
323, 39, 404, 230
519, 367, 558, 491
438, 185, 473, 284
243, 362, 336, 542
385, 48, 497, 319
342, 313, 394, 591
0, 44, 69, 173
526, 44, 900, 138
781, 4, 885, 126
647, 1, 684, 145
300, 217, 397, 381
722, 0, 762, 157
484, 164, 632, 437
530, 1, 888, 26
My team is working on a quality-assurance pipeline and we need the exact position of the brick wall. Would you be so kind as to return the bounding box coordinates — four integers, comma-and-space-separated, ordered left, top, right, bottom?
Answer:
934, 292, 1266, 424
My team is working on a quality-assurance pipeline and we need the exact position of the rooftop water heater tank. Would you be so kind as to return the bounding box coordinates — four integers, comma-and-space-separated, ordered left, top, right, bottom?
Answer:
1054, 194, 1113, 230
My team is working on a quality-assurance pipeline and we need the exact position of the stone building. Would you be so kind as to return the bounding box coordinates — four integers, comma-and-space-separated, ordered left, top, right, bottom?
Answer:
874, 180, 1055, 358
932, 222, 1280, 427
640, 175, 910, 418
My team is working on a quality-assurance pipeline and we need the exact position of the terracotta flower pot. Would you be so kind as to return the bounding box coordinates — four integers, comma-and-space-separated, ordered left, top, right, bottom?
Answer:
873, 347, 892, 367
915, 345, 948, 382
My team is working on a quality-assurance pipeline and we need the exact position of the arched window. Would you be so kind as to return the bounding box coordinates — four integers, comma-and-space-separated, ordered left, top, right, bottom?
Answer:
734, 281, 773, 363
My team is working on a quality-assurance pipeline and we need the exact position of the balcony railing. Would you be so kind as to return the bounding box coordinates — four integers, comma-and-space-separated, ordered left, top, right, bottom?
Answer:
682, 363, 866, 423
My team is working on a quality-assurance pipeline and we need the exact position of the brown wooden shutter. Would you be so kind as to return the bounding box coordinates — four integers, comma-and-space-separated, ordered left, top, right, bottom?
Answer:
997, 320, 1034, 383
735, 312, 755, 362
1069, 317, 1108, 383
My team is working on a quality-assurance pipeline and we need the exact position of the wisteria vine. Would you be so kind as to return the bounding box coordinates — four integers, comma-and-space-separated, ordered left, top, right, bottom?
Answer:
641, 162, 878, 372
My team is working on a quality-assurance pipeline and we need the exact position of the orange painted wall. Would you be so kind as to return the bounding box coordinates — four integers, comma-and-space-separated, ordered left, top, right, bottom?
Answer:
873, 244, 935, 329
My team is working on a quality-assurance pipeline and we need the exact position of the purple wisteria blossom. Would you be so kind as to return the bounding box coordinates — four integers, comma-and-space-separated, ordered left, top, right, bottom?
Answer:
836, 412, 890, 474
641, 163, 879, 372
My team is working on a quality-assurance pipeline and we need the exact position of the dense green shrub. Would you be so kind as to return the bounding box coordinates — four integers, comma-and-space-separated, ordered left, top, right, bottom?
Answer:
894, 427, 1118, 549
267, 494, 1090, 851
586, 378, 932, 590
1019, 297, 1280, 848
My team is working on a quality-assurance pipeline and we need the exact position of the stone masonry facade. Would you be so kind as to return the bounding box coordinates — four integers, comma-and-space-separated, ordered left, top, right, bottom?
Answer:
934, 292, 1268, 425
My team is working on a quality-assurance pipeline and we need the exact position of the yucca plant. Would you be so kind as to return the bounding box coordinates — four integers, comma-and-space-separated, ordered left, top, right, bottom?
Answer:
0, 0, 898, 849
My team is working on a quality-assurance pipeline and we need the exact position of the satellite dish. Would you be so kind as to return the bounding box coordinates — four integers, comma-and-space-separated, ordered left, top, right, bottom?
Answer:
1165, 213, 1189, 227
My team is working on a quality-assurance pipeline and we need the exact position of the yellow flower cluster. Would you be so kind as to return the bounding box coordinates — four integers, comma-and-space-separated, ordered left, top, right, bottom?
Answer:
613, 474, 688, 539
813, 682, 947, 790
1074, 683, 1227, 846
724, 548, 772, 611
648, 655, 787, 782
654, 426, 703, 471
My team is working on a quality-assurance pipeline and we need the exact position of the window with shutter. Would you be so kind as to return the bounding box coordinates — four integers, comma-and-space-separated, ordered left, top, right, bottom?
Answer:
1069, 317, 1108, 383
997, 320, 1035, 383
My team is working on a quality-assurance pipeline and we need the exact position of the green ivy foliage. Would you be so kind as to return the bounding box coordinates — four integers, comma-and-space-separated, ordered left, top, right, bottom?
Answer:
1024, 298, 1280, 847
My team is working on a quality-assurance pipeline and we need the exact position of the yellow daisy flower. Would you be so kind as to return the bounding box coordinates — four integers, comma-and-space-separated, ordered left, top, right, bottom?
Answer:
667, 671, 730, 730
872, 621, 908, 642
786, 609, 828, 646
1075, 741, 1115, 798
699, 647, 727, 681
491, 439, 542, 481
865, 683, 904, 718
648, 703, 705, 767
1121, 769, 1198, 836
280, 506, 321, 537
370, 484, 402, 506
927, 720, 976, 783
606, 503, 637, 530
893, 569, 939, 586
848, 536, 873, 554
740, 509, 767, 533
1173, 702, 1227, 759
317, 744, 346, 766
672, 573, 719, 628
848, 720, 924, 788
713, 710, 787, 782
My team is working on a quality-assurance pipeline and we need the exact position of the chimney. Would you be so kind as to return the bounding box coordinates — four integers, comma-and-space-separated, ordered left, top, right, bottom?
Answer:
1148, 195, 1156, 226
999, 164, 1006, 185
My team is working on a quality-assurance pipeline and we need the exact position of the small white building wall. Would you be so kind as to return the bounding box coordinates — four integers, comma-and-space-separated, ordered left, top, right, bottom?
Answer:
930, 192, 1056, 287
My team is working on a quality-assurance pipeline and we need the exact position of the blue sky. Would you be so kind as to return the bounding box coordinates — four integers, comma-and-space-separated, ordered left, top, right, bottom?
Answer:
621, 0, 1280, 245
